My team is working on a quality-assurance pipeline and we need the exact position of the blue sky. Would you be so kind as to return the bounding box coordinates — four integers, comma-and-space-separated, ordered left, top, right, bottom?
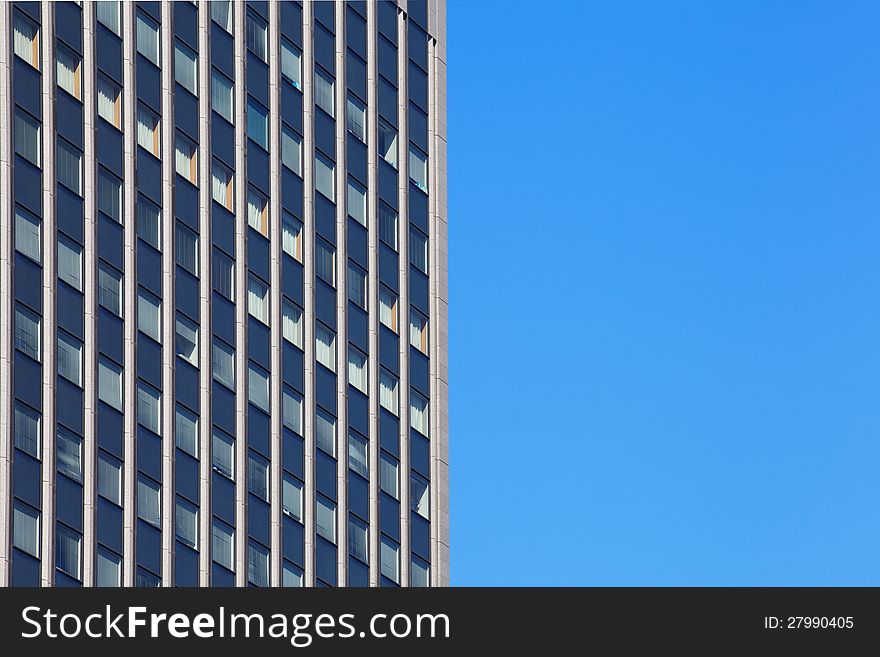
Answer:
448, 0, 880, 585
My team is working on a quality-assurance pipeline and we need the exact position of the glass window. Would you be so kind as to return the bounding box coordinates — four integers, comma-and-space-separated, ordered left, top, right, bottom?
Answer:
136, 196, 161, 249
57, 427, 82, 482
13, 402, 40, 458
137, 105, 161, 157
13, 11, 40, 69
13, 503, 40, 558
346, 95, 366, 142
348, 346, 367, 394
380, 537, 400, 584
347, 178, 367, 226
248, 451, 269, 501
316, 239, 335, 286
212, 521, 234, 570
378, 119, 398, 168
316, 496, 336, 543
412, 473, 430, 519
98, 357, 123, 411
211, 0, 232, 32
410, 146, 429, 192
315, 408, 336, 457
96, 1, 121, 35
348, 431, 369, 479
176, 498, 198, 548
380, 453, 399, 499
349, 516, 368, 563
56, 526, 81, 580
248, 542, 269, 587
175, 39, 198, 95
411, 390, 430, 436
176, 314, 199, 366
315, 66, 335, 117
176, 405, 198, 457
212, 249, 235, 299
282, 300, 303, 348
379, 203, 398, 250
248, 363, 270, 412
282, 562, 303, 587
410, 226, 428, 273
57, 139, 82, 195
281, 38, 302, 88
212, 159, 234, 211
137, 288, 161, 342
246, 11, 268, 61
211, 69, 234, 122
379, 286, 398, 332
58, 235, 83, 291
380, 369, 399, 415
98, 452, 122, 505
98, 167, 122, 222
212, 340, 235, 389
14, 111, 41, 166
96, 549, 121, 587
137, 383, 162, 435
212, 428, 234, 479
282, 475, 303, 521
347, 261, 367, 310
281, 125, 302, 175
14, 205, 41, 262
282, 212, 303, 262
175, 134, 198, 185
176, 222, 199, 275
411, 556, 430, 587
97, 75, 122, 129
57, 332, 82, 386
247, 187, 269, 237
14, 304, 40, 361
57, 44, 82, 100
247, 274, 269, 323
137, 569, 160, 587
136, 11, 160, 65
410, 308, 429, 354
315, 323, 336, 372
138, 476, 161, 527
282, 386, 303, 435
247, 98, 268, 150
315, 152, 335, 202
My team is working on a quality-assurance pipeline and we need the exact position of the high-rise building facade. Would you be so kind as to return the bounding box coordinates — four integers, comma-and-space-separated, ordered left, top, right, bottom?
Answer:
0, 0, 448, 587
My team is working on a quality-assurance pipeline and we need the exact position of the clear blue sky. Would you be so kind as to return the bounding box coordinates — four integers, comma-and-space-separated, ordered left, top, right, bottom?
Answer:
448, 0, 880, 585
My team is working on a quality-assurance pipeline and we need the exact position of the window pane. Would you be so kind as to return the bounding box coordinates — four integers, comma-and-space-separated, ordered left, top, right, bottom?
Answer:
97, 549, 122, 586
378, 119, 398, 168
175, 135, 198, 185
380, 453, 398, 499
346, 95, 366, 142
411, 473, 430, 519
348, 432, 369, 479
379, 203, 398, 250
137, 383, 162, 435
282, 212, 303, 261
248, 451, 269, 501
410, 308, 429, 354
315, 152, 335, 201
212, 160, 234, 210
212, 249, 235, 299
316, 239, 335, 286
97, 2, 121, 34
246, 11, 268, 61
349, 516, 368, 563
316, 496, 336, 543
282, 300, 303, 348
14, 205, 41, 262
347, 262, 367, 310
13, 503, 40, 558
14, 304, 40, 361
211, 69, 234, 122
175, 40, 198, 94
13, 402, 40, 458
175, 314, 199, 365
137, 105, 160, 157
412, 555, 430, 587
136, 11, 159, 66
176, 222, 199, 275
380, 537, 400, 584
380, 369, 399, 415
247, 187, 269, 237
97, 76, 122, 129
410, 226, 428, 273
379, 287, 398, 332
282, 387, 303, 435
248, 364, 270, 412
56, 44, 82, 100
212, 429, 234, 479
137, 476, 161, 527
211, 0, 232, 32
247, 98, 268, 149
348, 347, 367, 394
136, 196, 161, 249
248, 542, 269, 586
409, 146, 429, 191
281, 39, 302, 88
247, 274, 269, 323
98, 168, 122, 222
281, 126, 302, 175
13, 12, 40, 69
176, 405, 199, 457
316, 409, 336, 457
56, 526, 81, 580
282, 475, 303, 521
58, 235, 83, 291
57, 427, 82, 482
57, 332, 82, 386
176, 497, 198, 548
212, 341, 235, 389
411, 390, 430, 436
98, 357, 123, 411
347, 178, 366, 226
212, 521, 234, 570
315, 323, 336, 372
282, 562, 303, 587
315, 67, 335, 117
98, 451, 122, 505
57, 139, 82, 194
14, 111, 41, 166
138, 289, 161, 342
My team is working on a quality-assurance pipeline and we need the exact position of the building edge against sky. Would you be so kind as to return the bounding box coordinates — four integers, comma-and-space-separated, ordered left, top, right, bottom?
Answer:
0, 0, 448, 587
